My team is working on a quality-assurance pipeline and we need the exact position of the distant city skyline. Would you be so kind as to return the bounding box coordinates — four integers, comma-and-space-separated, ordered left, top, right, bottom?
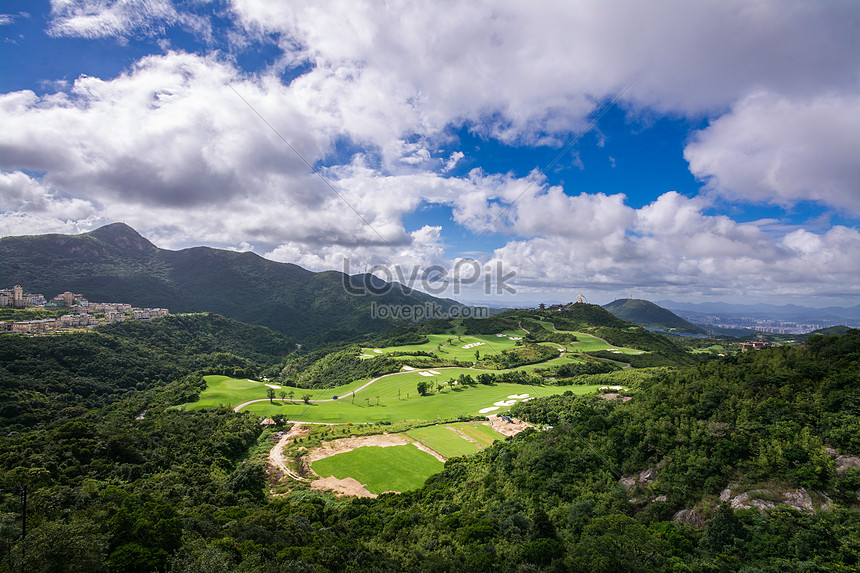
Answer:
1, 0, 858, 307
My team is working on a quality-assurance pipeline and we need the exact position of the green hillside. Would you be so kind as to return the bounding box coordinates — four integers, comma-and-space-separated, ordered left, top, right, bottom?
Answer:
798, 325, 852, 339
603, 298, 708, 334
0, 224, 459, 342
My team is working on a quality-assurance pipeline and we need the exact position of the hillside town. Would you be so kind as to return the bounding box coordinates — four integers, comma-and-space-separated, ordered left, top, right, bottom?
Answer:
0, 285, 168, 334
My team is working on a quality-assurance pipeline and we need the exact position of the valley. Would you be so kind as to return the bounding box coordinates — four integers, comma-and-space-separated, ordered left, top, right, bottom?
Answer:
0, 227, 857, 572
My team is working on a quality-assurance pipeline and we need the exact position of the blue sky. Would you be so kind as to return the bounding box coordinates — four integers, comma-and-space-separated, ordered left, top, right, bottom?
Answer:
1, 0, 858, 307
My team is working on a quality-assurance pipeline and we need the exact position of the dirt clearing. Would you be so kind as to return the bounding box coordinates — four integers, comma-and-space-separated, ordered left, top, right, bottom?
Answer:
487, 414, 532, 436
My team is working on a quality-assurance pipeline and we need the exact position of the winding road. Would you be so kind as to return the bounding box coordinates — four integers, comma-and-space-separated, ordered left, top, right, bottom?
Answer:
233, 326, 633, 413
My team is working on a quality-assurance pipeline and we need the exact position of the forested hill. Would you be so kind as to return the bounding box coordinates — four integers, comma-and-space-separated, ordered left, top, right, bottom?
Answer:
0, 223, 459, 342
603, 298, 708, 334
0, 313, 293, 430
1, 320, 856, 570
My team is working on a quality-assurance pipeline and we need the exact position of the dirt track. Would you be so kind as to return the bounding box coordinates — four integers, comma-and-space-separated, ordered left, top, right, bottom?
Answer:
267, 424, 311, 488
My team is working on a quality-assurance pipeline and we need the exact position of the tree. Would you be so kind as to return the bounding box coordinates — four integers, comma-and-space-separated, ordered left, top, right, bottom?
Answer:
279, 390, 286, 402
417, 381, 428, 395
700, 503, 749, 556
475, 349, 480, 361
302, 394, 312, 404
376, 395, 380, 405
288, 389, 295, 402
266, 388, 275, 403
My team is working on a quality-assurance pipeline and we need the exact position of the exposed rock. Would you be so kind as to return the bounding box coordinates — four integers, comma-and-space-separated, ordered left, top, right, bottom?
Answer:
783, 488, 814, 512
823, 446, 860, 475
619, 476, 636, 489
835, 455, 860, 474
719, 487, 732, 502
730, 492, 751, 509
639, 467, 657, 483
653, 495, 667, 503
673, 509, 705, 528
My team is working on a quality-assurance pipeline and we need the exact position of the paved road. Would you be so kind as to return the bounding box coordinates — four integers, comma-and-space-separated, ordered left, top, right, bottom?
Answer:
232, 371, 403, 412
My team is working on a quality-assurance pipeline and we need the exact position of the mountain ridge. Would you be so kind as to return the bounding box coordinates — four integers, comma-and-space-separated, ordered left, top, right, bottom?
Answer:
602, 298, 708, 334
0, 224, 460, 342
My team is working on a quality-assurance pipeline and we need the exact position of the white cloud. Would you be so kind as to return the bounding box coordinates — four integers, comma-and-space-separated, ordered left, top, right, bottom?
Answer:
443, 152, 464, 173
488, 191, 860, 300
265, 224, 447, 276
46, 0, 210, 39
1, 0, 858, 306
685, 92, 860, 215
231, 0, 859, 138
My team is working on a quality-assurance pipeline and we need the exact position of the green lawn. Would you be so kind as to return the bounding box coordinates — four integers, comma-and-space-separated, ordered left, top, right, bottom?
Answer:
559, 331, 645, 355
361, 331, 527, 361
406, 423, 493, 458
311, 444, 444, 494
456, 422, 505, 446
190, 375, 273, 409
241, 377, 597, 423
189, 367, 607, 423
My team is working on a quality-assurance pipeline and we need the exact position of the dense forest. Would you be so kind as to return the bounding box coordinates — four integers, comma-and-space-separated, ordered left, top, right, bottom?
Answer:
0, 312, 857, 571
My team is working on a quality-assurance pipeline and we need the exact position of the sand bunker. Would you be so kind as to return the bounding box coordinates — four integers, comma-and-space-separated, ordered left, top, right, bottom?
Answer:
462, 342, 485, 349
266, 384, 281, 389
373, 349, 383, 353
493, 400, 517, 407
401, 365, 416, 371
428, 370, 441, 375
508, 393, 529, 399
479, 406, 500, 413
418, 371, 434, 377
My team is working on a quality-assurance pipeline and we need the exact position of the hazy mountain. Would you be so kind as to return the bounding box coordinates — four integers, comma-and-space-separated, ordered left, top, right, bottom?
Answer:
661, 300, 860, 322
602, 298, 708, 334
0, 223, 460, 342
797, 325, 853, 339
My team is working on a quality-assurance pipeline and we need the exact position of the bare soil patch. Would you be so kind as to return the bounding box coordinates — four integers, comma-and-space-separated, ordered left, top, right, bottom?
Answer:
487, 415, 532, 436
311, 476, 377, 498
597, 393, 632, 402
307, 433, 410, 463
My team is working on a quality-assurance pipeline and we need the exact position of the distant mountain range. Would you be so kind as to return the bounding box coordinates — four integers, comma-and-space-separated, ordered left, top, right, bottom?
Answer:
602, 298, 708, 334
660, 300, 860, 322
0, 223, 460, 342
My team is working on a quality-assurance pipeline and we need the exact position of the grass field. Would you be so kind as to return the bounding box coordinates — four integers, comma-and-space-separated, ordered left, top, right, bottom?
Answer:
560, 331, 645, 355
187, 327, 638, 424
361, 331, 527, 361
240, 375, 596, 423
310, 444, 444, 494
405, 422, 502, 458
188, 369, 604, 423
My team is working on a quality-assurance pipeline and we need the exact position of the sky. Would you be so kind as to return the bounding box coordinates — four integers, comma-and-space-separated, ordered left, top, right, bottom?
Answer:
1, 0, 859, 308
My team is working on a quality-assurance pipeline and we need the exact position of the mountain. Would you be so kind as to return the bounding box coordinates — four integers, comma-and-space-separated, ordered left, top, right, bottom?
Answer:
602, 298, 708, 334
661, 300, 860, 322
0, 223, 460, 342
797, 325, 853, 339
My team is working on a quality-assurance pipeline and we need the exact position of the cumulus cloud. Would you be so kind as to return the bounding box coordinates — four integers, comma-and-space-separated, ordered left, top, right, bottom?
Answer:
1, 0, 858, 305
488, 192, 860, 300
231, 0, 859, 139
0, 51, 335, 210
685, 92, 860, 215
